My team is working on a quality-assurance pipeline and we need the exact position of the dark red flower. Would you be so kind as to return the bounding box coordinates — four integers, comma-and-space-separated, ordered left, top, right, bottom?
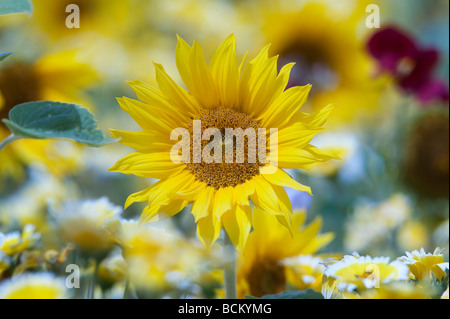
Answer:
367, 26, 449, 105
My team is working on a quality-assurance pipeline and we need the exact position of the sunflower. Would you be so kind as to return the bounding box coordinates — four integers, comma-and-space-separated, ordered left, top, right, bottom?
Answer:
110, 35, 337, 251
0, 49, 98, 183
259, 0, 385, 125
235, 208, 334, 298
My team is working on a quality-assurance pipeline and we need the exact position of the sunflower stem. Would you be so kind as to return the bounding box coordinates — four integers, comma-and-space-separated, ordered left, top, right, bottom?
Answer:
0, 134, 21, 152
87, 259, 99, 299
223, 232, 237, 299
123, 278, 132, 299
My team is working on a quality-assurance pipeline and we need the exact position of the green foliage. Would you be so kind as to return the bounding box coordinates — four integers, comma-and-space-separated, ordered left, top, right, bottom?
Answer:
0, 0, 32, 15
245, 289, 324, 299
2, 101, 116, 147
0, 52, 13, 62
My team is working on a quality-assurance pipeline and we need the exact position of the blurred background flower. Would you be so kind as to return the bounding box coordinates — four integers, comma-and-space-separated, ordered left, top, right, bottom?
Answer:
0, 0, 448, 299
234, 208, 334, 298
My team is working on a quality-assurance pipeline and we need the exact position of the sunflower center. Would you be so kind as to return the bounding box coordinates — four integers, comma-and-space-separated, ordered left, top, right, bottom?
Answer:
279, 41, 338, 91
0, 63, 41, 130
185, 107, 263, 189
247, 259, 286, 298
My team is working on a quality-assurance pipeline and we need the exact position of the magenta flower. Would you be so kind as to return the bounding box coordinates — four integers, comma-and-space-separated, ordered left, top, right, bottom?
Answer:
367, 26, 449, 105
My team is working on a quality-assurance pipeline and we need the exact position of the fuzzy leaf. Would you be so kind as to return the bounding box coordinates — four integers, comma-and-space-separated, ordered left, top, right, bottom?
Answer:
2, 101, 116, 147
0, 0, 32, 15
0, 52, 13, 62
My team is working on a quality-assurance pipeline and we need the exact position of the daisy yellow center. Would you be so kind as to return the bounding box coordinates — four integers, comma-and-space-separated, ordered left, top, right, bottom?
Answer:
355, 269, 376, 280
0, 63, 41, 129
4, 284, 62, 299
185, 107, 263, 189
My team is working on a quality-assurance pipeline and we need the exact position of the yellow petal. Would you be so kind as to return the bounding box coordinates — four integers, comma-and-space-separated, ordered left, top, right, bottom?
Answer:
223, 204, 252, 253
110, 130, 171, 152
262, 167, 312, 195
175, 35, 194, 93
126, 80, 190, 125
109, 151, 183, 179
260, 84, 311, 129
304, 144, 341, 161
191, 187, 215, 222
275, 147, 325, 170
153, 62, 200, 116
125, 171, 193, 209
238, 44, 276, 115
171, 180, 207, 202
188, 41, 219, 108
197, 213, 222, 250
292, 104, 336, 127
249, 175, 283, 216
234, 182, 254, 206
210, 34, 239, 108
140, 198, 189, 224
117, 97, 174, 133
292, 209, 307, 230
272, 184, 293, 234
212, 187, 234, 220
289, 217, 325, 255
276, 122, 324, 149
124, 185, 154, 209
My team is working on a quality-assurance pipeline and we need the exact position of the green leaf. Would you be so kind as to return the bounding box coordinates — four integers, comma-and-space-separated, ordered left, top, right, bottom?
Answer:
245, 289, 324, 299
0, 0, 32, 15
0, 52, 13, 62
2, 101, 116, 147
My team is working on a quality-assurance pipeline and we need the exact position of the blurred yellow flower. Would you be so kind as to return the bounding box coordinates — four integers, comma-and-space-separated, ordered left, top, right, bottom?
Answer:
0, 168, 78, 230
53, 197, 121, 256
260, 0, 385, 126
0, 224, 40, 256
32, 0, 133, 42
344, 194, 412, 253
0, 50, 99, 182
398, 248, 449, 281
110, 34, 337, 251
282, 255, 326, 292
106, 218, 210, 297
236, 208, 333, 298
0, 273, 69, 299
396, 221, 430, 253
322, 252, 410, 299
98, 253, 128, 285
